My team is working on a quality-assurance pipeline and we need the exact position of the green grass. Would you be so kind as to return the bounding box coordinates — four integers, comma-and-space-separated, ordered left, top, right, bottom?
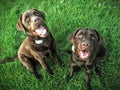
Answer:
0, 0, 120, 90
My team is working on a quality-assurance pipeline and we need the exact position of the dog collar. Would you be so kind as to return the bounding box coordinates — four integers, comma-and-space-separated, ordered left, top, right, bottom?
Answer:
72, 45, 75, 52
35, 40, 43, 44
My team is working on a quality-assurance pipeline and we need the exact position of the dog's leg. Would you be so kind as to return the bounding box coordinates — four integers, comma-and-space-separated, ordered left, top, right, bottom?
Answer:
49, 40, 62, 65
85, 65, 92, 90
18, 54, 42, 79
30, 50, 54, 75
85, 71, 92, 90
66, 63, 81, 82
35, 56, 53, 75
41, 60, 54, 75
50, 48, 62, 66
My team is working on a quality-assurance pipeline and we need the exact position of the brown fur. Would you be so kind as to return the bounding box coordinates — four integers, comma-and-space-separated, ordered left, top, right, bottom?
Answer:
66, 28, 106, 89
16, 9, 61, 79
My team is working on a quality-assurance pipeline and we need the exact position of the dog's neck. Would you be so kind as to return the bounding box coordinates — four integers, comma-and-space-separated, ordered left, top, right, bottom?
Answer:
35, 39, 43, 44
27, 35, 48, 45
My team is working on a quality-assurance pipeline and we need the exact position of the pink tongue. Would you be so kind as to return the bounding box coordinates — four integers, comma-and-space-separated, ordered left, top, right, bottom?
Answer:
79, 51, 89, 59
35, 26, 46, 35
82, 51, 88, 56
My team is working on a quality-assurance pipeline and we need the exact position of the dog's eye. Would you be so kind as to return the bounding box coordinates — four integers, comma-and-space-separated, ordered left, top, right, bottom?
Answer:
35, 13, 39, 16
91, 34, 96, 40
34, 11, 39, 16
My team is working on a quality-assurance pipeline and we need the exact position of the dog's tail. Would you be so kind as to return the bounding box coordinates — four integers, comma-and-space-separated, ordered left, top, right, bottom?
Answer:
0, 55, 18, 64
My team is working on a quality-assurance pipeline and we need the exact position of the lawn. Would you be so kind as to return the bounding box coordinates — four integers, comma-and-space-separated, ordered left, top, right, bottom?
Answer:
0, 0, 120, 90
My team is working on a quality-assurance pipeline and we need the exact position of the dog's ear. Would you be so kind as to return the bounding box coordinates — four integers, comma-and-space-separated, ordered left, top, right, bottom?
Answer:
32, 9, 45, 20
68, 29, 80, 44
16, 15, 26, 33
94, 29, 106, 59
94, 29, 104, 47
39, 11, 45, 20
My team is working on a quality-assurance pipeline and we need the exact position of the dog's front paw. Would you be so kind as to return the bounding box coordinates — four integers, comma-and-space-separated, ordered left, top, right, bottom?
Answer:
66, 74, 72, 82
48, 69, 54, 75
34, 73, 43, 80
84, 80, 92, 90
86, 84, 92, 90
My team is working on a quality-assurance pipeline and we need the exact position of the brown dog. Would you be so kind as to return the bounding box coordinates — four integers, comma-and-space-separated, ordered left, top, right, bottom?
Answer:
16, 9, 61, 79
66, 28, 106, 89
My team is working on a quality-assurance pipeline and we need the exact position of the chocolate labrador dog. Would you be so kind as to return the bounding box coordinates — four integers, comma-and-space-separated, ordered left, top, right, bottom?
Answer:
66, 28, 106, 89
16, 9, 61, 79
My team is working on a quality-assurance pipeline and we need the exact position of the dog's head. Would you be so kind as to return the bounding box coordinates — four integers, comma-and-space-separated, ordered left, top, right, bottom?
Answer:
16, 9, 48, 38
69, 28, 105, 60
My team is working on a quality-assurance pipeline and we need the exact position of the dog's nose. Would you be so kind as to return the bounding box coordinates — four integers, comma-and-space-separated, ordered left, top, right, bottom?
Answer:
31, 16, 40, 23
81, 42, 89, 49
34, 17, 40, 22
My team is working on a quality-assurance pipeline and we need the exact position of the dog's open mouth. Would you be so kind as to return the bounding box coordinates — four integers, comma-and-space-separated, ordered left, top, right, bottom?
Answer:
33, 26, 47, 37
78, 50, 90, 60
